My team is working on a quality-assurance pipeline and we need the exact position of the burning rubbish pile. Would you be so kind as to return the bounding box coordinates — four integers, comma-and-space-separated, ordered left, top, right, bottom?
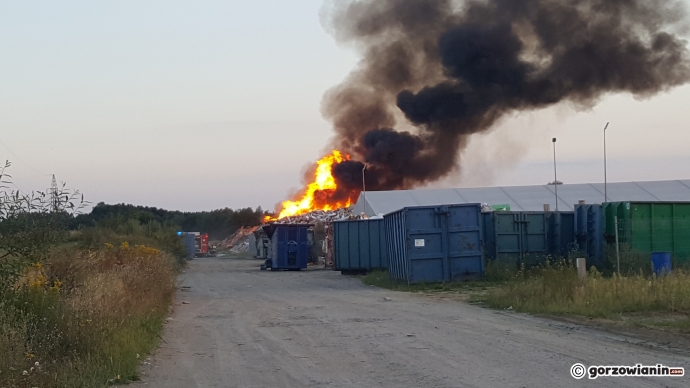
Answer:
264, 150, 356, 223
266, 0, 690, 223
220, 226, 260, 251
266, 207, 373, 224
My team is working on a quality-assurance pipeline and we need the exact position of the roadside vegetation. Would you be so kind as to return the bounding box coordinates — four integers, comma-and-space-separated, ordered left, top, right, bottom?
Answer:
362, 254, 690, 333
0, 160, 189, 388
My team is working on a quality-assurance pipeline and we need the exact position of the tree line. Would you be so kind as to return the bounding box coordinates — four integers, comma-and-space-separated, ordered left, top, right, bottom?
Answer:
71, 202, 267, 239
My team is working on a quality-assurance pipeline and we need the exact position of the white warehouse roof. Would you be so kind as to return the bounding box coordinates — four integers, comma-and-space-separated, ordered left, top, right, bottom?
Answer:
352, 180, 690, 216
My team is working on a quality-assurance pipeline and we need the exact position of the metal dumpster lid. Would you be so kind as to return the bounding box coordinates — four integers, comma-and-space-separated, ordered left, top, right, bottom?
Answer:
262, 223, 314, 239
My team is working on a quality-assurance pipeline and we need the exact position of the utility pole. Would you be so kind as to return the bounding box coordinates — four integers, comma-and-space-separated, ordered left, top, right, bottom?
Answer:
361, 165, 367, 216
604, 122, 610, 202
552, 138, 558, 211
50, 174, 59, 213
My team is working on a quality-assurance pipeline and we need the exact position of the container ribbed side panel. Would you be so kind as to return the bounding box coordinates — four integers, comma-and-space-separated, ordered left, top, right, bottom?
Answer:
574, 204, 605, 267
548, 211, 575, 257
333, 219, 388, 271
385, 209, 409, 282
385, 204, 483, 284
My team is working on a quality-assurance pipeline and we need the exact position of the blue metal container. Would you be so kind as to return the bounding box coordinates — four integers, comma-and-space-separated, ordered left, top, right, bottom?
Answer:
334, 218, 388, 273
574, 204, 605, 267
482, 212, 548, 266
548, 211, 576, 258
177, 233, 197, 260
262, 224, 310, 270
385, 204, 483, 284
651, 252, 672, 276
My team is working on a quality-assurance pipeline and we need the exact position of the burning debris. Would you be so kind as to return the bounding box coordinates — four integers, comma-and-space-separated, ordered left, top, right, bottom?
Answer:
265, 150, 357, 223
270, 0, 690, 221
220, 226, 260, 250
266, 207, 371, 225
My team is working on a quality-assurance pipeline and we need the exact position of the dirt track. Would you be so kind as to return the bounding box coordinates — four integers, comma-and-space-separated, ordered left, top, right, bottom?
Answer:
141, 258, 689, 387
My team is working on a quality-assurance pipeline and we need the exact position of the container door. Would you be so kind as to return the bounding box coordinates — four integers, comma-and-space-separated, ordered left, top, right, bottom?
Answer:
630, 202, 653, 252
405, 207, 446, 283
358, 221, 371, 270
628, 203, 690, 259
446, 205, 483, 280
521, 213, 548, 265
295, 227, 309, 268
368, 220, 385, 270
333, 222, 348, 270
574, 205, 588, 259
493, 212, 523, 265
674, 204, 690, 259
385, 210, 408, 282
549, 212, 575, 258
586, 205, 605, 267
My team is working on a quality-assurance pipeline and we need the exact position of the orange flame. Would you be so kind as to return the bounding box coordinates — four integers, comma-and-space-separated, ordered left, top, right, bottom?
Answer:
266, 150, 353, 222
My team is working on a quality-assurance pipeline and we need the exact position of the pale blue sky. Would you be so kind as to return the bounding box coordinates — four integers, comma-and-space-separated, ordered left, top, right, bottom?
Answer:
2, 1, 689, 212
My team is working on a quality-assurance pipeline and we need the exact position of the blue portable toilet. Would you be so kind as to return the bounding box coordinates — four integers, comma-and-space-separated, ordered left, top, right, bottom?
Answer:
261, 224, 311, 271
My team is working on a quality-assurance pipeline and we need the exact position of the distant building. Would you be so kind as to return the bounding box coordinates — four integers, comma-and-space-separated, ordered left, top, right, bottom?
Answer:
352, 180, 690, 216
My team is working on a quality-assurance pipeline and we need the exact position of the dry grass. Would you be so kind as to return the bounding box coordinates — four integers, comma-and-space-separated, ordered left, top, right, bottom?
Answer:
479, 261, 690, 321
0, 242, 177, 388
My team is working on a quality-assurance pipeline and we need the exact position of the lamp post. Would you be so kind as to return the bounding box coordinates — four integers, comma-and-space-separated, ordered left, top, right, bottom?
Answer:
362, 164, 367, 216
604, 122, 610, 203
552, 137, 558, 211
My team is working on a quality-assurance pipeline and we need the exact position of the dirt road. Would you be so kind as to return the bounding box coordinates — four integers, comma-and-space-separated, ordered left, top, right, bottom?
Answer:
141, 258, 689, 387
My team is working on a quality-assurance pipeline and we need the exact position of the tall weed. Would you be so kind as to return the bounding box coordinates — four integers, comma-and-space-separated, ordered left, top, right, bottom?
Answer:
0, 243, 176, 388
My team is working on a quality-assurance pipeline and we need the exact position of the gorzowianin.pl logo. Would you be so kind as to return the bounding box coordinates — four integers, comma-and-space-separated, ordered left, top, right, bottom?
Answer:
571, 363, 685, 379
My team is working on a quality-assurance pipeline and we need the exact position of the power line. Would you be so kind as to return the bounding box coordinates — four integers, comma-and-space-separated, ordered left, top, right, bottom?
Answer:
0, 138, 50, 176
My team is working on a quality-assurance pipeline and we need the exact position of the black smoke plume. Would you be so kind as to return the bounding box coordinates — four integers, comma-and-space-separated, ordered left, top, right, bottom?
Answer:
320, 0, 690, 198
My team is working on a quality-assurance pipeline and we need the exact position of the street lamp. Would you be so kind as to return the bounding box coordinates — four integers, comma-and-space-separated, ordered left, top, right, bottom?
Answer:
552, 137, 558, 211
362, 164, 367, 216
604, 122, 610, 203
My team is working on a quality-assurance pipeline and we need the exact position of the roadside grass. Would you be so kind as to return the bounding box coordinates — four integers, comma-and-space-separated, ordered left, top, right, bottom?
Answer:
361, 260, 690, 333
478, 262, 690, 319
0, 240, 177, 388
361, 270, 503, 293
75, 223, 188, 267
623, 313, 690, 332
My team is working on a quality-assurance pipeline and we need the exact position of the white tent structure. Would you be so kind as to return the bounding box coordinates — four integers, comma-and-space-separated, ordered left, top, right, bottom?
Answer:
352, 180, 690, 216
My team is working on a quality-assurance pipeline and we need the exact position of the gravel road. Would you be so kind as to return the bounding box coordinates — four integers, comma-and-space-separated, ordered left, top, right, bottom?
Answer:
141, 257, 689, 388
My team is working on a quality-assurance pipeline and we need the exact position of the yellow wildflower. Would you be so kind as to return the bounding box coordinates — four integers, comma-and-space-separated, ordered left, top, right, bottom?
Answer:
29, 273, 48, 289
120, 241, 130, 250
105, 242, 114, 249
50, 279, 62, 292
134, 245, 159, 256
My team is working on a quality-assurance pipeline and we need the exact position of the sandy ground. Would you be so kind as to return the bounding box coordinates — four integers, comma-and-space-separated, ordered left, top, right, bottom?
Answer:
140, 258, 689, 388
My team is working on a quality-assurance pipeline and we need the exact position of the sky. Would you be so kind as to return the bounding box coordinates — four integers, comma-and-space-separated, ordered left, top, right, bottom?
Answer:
2, 1, 689, 212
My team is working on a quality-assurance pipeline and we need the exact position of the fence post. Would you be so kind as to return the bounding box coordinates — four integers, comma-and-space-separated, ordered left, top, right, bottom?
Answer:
576, 257, 587, 282
614, 216, 621, 276
576, 257, 587, 296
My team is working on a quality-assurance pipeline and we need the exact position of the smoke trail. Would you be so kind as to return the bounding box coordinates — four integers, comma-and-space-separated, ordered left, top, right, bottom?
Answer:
321, 0, 690, 196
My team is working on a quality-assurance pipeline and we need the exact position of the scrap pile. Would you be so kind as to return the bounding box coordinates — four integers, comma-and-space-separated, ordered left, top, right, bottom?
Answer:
220, 226, 259, 250
268, 208, 359, 224
229, 240, 251, 253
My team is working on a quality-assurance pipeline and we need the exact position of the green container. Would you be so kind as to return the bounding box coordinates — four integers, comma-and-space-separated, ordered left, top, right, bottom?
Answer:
603, 202, 690, 258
